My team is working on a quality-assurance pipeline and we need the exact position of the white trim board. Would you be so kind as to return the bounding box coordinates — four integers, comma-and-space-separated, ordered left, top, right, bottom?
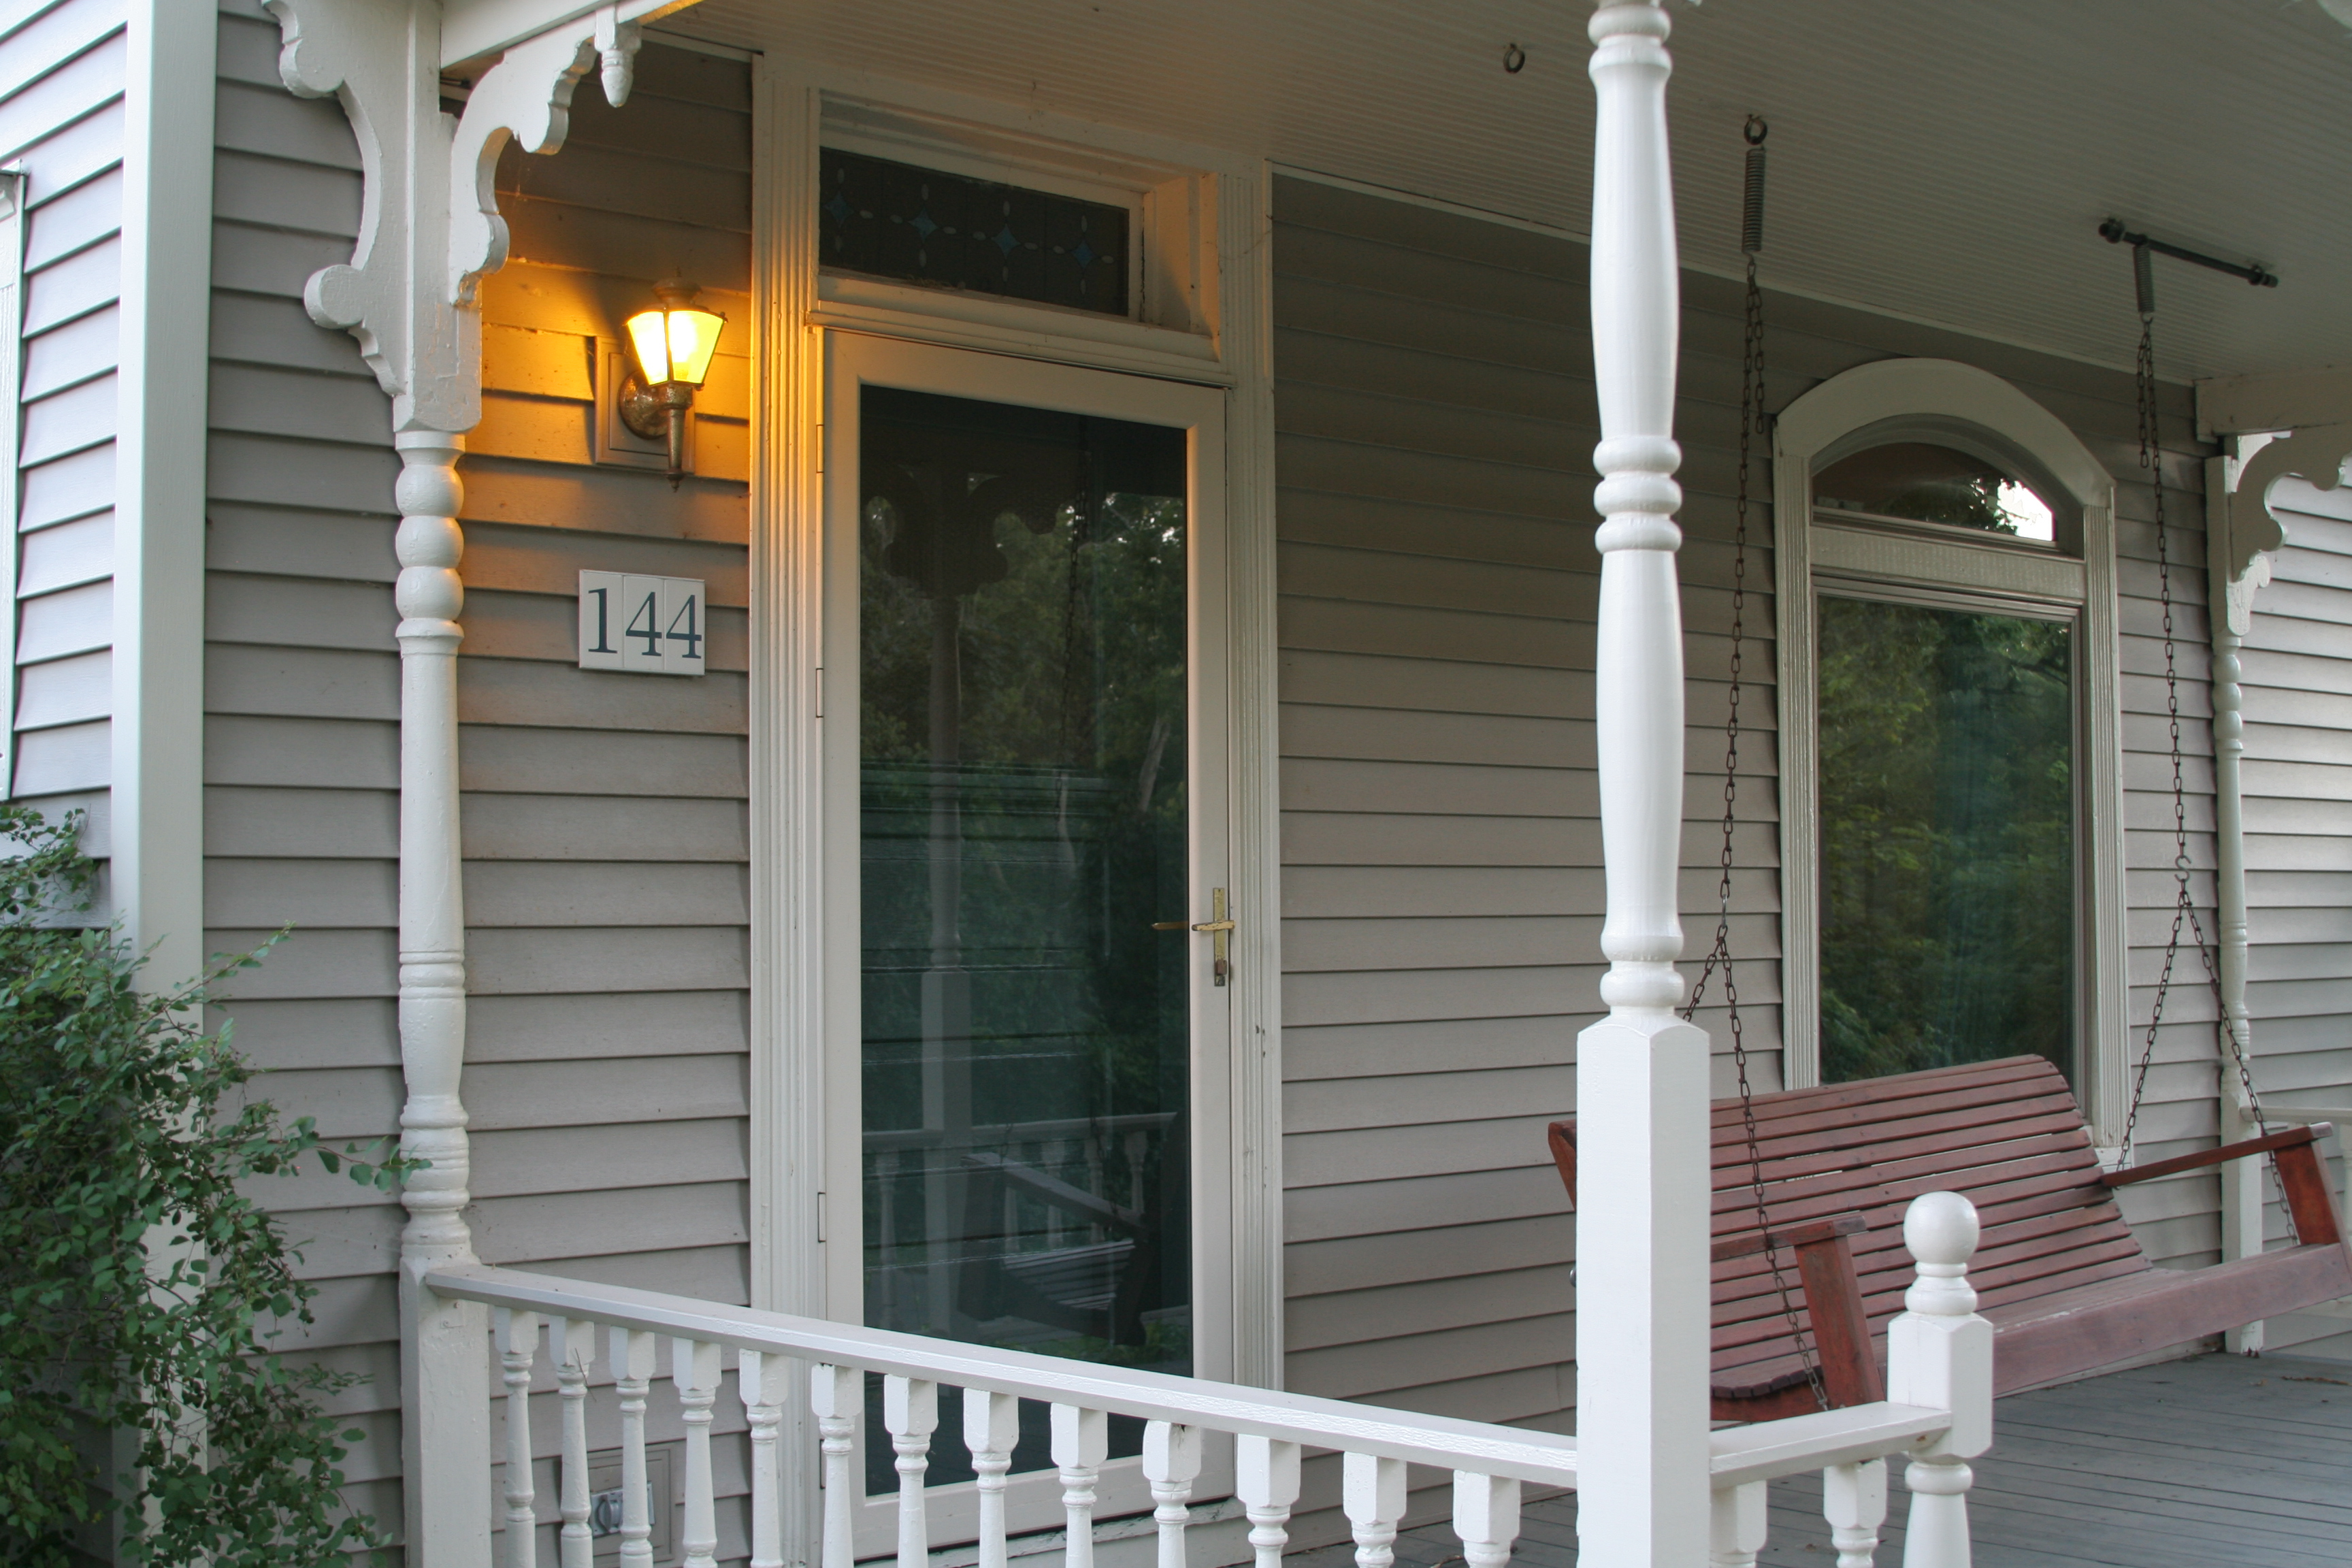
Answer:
1774, 357, 2129, 1142
110, 0, 212, 977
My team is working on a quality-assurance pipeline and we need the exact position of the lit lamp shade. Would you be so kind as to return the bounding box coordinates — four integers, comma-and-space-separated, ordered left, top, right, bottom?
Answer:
625, 303, 725, 389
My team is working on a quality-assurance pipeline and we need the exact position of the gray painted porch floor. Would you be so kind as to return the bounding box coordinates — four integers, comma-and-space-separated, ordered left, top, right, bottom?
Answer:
1287, 1354, 2352, 1568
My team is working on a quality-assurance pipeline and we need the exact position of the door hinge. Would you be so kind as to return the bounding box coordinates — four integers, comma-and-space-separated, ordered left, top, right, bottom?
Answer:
816, 1190, 827, 1243
814, 423, 824, 472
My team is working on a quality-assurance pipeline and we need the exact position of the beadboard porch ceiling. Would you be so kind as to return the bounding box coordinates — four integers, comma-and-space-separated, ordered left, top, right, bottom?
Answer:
655, 0, 2352, 387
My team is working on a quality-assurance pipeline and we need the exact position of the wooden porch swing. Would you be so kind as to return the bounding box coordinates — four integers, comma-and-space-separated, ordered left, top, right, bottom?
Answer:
1546, 1056, 2352, 1420
1544, 129, 2352, 1424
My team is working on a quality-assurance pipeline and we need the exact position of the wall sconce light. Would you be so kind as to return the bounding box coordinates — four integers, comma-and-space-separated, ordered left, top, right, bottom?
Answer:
619, 280, 726, 484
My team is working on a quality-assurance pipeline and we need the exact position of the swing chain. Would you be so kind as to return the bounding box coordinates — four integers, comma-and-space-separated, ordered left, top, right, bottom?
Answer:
1682, 116, 1826, 1410
2117, 284, 2283, 1221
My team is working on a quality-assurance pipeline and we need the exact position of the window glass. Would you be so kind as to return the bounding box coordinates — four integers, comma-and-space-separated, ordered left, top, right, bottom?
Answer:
1816, 596, 2074, 1083
1814, 442, 2054, 541
858, 385, 1190, 1486
820, 148, 1131, 316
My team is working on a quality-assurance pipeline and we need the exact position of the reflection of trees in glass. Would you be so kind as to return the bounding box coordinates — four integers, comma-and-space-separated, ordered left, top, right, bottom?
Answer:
1814, 442, 2027, 534
855, 387, 1191, 1386
1818, 598, 2074, 1082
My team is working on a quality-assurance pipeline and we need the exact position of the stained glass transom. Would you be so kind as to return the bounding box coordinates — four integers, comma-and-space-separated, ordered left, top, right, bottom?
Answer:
819, 148, 1131, 317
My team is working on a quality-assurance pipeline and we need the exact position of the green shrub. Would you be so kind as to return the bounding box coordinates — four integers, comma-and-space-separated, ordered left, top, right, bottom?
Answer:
0, 804, 407, 1566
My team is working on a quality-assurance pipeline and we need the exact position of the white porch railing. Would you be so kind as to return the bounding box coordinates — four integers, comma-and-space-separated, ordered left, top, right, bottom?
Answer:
420, 1192, 1987, 1568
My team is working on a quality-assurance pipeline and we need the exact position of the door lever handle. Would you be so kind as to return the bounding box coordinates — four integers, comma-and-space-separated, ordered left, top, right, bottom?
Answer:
1150, 887, 1233, 985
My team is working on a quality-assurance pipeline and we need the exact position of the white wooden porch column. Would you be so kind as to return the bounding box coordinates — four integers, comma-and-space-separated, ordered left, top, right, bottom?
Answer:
1577, 5, 1712, 1565
270, 2, 651, 1560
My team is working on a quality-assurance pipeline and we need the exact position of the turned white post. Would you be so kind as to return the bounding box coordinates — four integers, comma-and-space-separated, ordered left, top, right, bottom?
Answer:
1578, 4, 1713, 1564
393, 425, 495, 1568
1707, 1482, 1765, 1568
2207, 457, 2267, 1351
1889, 1193, 1991, 1568
1235, 1435, 1301, 1568
813, 1366, 860, 1568
1823, 1459, 1888, 1568
498, 1309, 542, 1568
1052, 1405, 1108, 1568
885, 1377, 939, 1568
1142, 1421, 1202, 1568
613, 1328, 659, 1568
554, 1319, 596, 1568
1343, 1451, 1405, 1568
740, 1351, 791, 1568
673, 1339, 722, 1568
1451, 1471, 1520, 1568
966, 1390, 1022, 1568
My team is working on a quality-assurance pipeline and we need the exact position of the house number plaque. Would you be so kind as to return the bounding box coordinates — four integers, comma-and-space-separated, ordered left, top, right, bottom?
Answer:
577, 571, 706, 676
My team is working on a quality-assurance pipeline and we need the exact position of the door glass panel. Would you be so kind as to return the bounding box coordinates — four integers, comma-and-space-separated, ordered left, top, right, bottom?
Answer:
1816, 595, 2074, 1083
858, 386, 1192, 1414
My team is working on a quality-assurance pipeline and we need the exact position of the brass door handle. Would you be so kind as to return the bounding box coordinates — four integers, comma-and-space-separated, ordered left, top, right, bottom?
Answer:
1150, 887, 1233, 985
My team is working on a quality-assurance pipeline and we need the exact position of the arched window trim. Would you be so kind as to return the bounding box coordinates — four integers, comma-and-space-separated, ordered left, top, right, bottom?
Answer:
1774, 357, 2130, 1147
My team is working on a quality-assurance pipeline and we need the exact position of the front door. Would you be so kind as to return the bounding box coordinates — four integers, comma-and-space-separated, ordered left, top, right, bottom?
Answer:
820, 335, 1232, 1549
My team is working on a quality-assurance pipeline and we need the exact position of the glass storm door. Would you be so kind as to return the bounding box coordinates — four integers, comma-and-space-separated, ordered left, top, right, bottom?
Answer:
821, 336, 1232, 1549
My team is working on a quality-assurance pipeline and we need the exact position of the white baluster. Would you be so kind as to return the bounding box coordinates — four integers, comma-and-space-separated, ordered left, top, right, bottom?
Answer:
1577, 4, 1714, 1565
1142, 1422, 1202, 1568
672, 1339, 721, 1568
1051, 1405, 1109, 1568
740, 1350, 791, 1568
813, 1365, 861, 1568
499, 1309, 542, 1568
1235, 1435, 1300, 1568
552, 1317, 596, 1568
885, 1377, 939, 1568
966, 1389, 1022, 1568
1343, 1452, 1405, 1568
1889, 1192, 1991, 1568
1708, 1482, 1766, 1568
1452, 1471, 1520, 1568
1824, 1460, 1888, 1568
612, 1328, 659, 1568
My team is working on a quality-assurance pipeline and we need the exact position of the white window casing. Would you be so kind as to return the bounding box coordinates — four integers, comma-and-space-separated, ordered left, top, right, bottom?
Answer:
1774, 357, 2129, 1144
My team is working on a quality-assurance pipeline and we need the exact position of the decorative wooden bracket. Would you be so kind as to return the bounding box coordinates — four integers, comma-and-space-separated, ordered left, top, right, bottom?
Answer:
449, 5, 645, 306
267, 0, 655, 424
2215, 424, 2351, 632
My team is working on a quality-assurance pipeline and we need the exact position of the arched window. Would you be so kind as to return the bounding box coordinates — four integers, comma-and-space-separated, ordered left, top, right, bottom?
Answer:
1774, 359, 2129, 1141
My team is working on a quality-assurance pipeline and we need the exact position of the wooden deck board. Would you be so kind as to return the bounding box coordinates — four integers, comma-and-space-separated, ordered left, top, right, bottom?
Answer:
1284, 1353, 2352, 1568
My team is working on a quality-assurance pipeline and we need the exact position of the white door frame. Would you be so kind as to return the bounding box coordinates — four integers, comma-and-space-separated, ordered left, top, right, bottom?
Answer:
745, 61, 1281, 1558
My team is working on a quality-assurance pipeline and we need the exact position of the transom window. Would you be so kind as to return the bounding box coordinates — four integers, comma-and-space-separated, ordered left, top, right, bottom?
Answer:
1814, 442, 2056, 542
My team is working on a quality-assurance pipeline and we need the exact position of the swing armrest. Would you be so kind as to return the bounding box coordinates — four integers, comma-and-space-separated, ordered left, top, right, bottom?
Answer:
2106, 1122, 2347, 1248
1712, 1211, 1884, 1409
2102, 1123, 2328, 1187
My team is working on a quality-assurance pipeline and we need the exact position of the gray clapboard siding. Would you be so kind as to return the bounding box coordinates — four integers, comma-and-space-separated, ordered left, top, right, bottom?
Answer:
6, 0, 123, 829
1272, 175, 2224, 1418
13, 642, 105, 726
